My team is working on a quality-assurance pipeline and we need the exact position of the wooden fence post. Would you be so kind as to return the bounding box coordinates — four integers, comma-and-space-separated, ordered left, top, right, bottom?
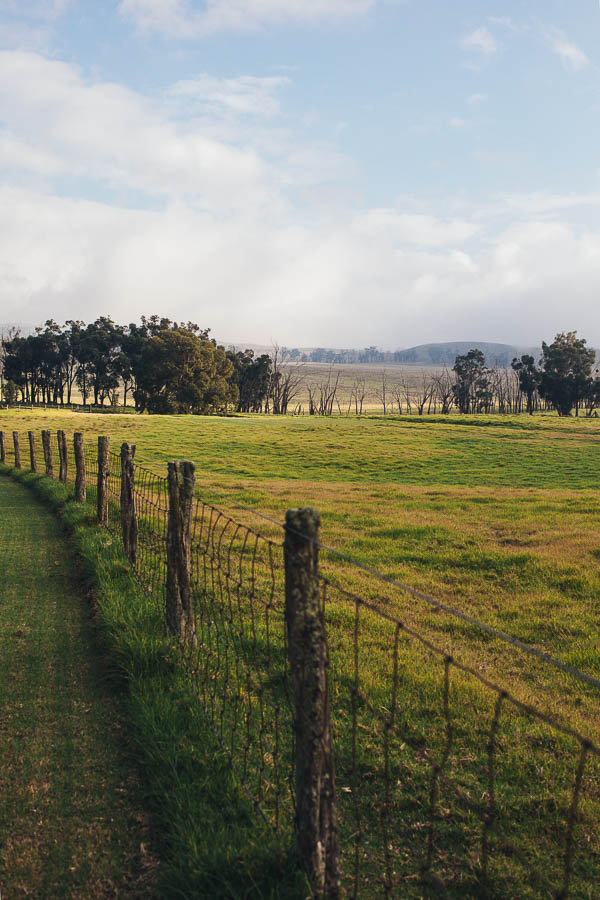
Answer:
57, 430, 68, 483
41, 429, 54, 478
0, 431, 4, 464
97, 436, 109, 524
166, 460, 195, 638
120, 442, 138, 564
284, 507, 341, 899
12, 432, 21, 469
74, 433, 86, 502
28, 432, 37, 472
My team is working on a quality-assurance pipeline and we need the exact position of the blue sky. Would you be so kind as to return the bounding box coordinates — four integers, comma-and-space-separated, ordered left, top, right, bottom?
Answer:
0, 0, 599, 349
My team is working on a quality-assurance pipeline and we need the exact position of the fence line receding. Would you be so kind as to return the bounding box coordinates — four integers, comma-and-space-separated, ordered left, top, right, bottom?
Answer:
1, 427, 599, 899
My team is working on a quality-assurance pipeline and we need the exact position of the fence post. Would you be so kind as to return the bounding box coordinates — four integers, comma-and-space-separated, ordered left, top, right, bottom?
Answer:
120, 442, 138, 564
0, 431, 4, 464
166, 460, 195, 638
97, 436, 109, 524
41, 429, 54, 478
284, 507, 341, 898
57, 430, 68, 483
28, 432, 37, 472
12, 432, 21, 469
74, 433, 86, 502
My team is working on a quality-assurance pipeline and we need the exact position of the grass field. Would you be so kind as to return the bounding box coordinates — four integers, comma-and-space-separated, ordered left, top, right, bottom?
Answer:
0, 475, 157, 897
1, 408, 599, 896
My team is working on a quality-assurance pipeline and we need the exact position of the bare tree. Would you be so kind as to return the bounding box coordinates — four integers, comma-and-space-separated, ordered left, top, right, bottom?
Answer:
306, 368, 341, 415
432, 367, 455, 414
349, 377, 367, 415
414, 371, 436, 415
270, 345, 304, 415
375, 370, 388, 415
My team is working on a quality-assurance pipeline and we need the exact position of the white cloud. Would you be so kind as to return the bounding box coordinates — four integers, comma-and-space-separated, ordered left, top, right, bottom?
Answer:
2, 184, 600, 348
118, 0, 378, 36
460, 27, 497, 56
545, 27, 589, 72
352, 209, 480, 246
168, 74, 290, 116
448, 116, 466, 129
0, 0, 71, 20
467, 92, 486, 106
495, 191, 600, 216
0, 51, 279, 210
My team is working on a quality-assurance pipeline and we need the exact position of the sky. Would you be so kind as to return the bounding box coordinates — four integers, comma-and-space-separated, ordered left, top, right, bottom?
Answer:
0, 1, 599, 349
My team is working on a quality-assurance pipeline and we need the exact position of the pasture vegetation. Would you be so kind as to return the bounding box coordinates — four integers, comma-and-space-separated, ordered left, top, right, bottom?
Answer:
1, 408, 599, 896
0, 475, 157, 897
2, 409, 600, 725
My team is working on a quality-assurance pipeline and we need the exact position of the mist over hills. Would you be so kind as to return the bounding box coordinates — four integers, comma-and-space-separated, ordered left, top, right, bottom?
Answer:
391, 342, 540, 367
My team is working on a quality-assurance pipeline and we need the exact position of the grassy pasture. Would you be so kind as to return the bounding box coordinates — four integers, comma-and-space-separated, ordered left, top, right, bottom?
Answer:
2, 408, 600, 895
0, 475, 157, 897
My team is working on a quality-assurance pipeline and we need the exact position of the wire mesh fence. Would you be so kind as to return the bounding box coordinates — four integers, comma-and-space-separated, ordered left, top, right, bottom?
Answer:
2, 427, 599, 898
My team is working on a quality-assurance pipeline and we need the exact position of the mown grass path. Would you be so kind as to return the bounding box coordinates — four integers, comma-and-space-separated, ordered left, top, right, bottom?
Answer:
0, 474, 157, 898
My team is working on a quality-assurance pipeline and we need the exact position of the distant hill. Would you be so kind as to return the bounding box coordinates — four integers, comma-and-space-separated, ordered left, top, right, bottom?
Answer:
393, 341, 540, 367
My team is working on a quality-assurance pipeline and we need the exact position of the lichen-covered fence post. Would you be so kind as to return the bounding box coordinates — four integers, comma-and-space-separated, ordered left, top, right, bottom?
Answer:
28, 431, 37, 473
284, 507, 341, 898
12, 432, 21, 469
57, 430, 68, 483
0, 431, 5, 464
74, 432, 86, 502
97, 435, 109, 524
41, 429, 54, 478
166, 460, 195, 638
120, 442, 138, 564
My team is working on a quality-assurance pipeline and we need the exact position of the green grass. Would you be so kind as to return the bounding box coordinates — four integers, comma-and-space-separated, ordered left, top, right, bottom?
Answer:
1, 410, 600, 896
0, 473, 158, 898
0, 466, 308, 899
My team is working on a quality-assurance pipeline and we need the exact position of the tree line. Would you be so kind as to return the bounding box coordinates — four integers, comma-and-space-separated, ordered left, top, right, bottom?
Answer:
1, 319, 597, 417
0, 317, 281, 414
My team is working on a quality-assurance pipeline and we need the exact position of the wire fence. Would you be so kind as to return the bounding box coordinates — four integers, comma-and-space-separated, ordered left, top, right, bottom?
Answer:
2, 427, 599, 898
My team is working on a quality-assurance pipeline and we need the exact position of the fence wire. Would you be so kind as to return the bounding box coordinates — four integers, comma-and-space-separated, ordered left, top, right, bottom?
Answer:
3, 428, 599, 898
183, 497, 295, 835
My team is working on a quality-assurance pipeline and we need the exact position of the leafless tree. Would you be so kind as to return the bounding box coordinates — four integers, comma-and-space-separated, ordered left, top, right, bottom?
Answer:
270, 345, 304, 415
432, 367, 455, 414
349, 377, 367, 415
375, 370, 388, 415
307, 367, 340, 415
414, 371, 436, 415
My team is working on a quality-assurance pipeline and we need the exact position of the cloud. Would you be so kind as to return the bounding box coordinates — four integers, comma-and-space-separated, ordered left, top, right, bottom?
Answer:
0, 50, 280, 210
118, 0, 378, 36
460, 26, 497, 56
2, 183, 600, 348
545, 27, 589, 72
352, 209, 480, 246
467, 92, 486, 106
495, 191, 600, 216
168, 74, 290, 117
448, 116, 466, 129
0, 0, 71, 21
